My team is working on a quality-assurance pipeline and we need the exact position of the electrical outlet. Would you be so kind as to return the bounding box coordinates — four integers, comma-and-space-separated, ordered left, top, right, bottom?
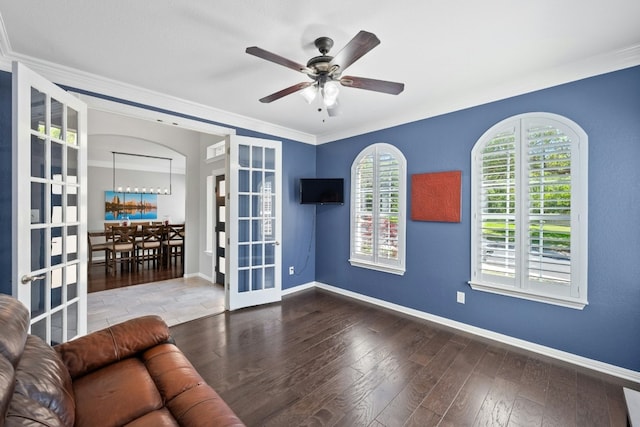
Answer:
456, 291, 465, 304
289, 266, 295, 275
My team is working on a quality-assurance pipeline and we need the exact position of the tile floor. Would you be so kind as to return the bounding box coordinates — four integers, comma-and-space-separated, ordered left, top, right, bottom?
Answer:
87, 276, 225, 332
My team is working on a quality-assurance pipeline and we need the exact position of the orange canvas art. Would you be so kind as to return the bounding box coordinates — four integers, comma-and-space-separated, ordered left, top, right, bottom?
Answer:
411, 170, 461, 222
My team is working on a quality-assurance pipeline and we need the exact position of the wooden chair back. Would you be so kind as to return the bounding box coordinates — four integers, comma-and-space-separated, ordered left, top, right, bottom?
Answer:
109, 225, 137, 247
140, 224, 164, 244
165, 224, 185, 243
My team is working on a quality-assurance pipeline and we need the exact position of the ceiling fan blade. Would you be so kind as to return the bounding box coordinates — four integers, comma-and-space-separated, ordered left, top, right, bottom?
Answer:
246, 46, 308, 73
259, 82, 315, 103
340, 76, 405, 95
329, 31, 380, 72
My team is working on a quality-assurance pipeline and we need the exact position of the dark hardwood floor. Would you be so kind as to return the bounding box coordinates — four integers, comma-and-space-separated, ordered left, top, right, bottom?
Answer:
88, 258, 184, 293
169, 289, 635, 427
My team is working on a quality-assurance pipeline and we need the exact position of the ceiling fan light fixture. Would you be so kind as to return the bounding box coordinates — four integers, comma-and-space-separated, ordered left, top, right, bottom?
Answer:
322, 80, 340, 107
300, 84, 318, 104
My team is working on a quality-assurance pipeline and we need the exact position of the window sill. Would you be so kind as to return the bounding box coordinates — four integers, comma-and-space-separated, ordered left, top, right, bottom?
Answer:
349, 258, 405, 276
468, 280, 587, 310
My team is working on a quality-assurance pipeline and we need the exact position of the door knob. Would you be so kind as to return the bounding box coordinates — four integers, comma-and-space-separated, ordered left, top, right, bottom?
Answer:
21, 274, 46, 285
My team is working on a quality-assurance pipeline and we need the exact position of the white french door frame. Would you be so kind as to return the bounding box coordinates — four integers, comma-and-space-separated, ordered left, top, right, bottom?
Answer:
226, 134, 282, 311
12, 61, 88, 343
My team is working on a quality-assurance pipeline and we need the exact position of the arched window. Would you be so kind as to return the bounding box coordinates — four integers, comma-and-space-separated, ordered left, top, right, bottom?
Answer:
350, 143, 406, 275
470, 113, 588, 308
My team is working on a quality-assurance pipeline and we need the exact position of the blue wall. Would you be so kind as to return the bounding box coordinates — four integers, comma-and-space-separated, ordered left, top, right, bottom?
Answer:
0, 71, 317, 295
315, 65, 640, 372
0, 72, 12, 295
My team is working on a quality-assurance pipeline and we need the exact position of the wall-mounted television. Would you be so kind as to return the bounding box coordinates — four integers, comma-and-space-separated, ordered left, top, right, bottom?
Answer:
299, 178, 344, 205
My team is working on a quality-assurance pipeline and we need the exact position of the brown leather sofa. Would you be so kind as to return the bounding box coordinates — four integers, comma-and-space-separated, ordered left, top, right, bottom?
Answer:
0, 294, 245, 427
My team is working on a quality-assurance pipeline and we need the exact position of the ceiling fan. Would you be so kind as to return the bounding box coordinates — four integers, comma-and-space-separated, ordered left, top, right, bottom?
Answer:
246, 30, 404, 116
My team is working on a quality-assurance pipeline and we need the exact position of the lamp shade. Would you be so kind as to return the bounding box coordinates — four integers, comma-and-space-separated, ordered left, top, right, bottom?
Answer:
322, 80, 340, 107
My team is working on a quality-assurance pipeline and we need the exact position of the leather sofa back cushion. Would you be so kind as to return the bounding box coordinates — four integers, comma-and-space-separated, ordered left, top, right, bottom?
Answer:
0, 294, 31, 422
72, 357, 163, 427
55, 315, 170, 379
0, 295, 29, 364
0, 357, 15, 424
6, 335, 75, 427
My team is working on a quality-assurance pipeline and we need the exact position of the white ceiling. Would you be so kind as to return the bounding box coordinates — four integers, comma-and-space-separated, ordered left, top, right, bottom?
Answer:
1, 1, 639, 144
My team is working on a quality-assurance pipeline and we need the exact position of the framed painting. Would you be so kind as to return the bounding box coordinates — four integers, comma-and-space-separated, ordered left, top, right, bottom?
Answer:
411, 170, 461, 222
104, 191, 158, 221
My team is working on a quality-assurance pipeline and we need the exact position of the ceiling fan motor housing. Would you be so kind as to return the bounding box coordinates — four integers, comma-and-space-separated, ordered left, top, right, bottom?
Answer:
314, 36, 334, 55
307, 36, 339, 80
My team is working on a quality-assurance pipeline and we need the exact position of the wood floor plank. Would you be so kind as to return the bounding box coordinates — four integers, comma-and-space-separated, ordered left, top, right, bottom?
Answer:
603, 381, 629, 427
167, 289, 636, 427
472, 377, 520, 426
518, 357, 551, 406
496, 350, 529, 383
404, 405, 442, 427
507, 395, 544, 426
409, 329, 454, 366
439, 372, 494, 426
419, 339, 489, 417
475, 345, 508, 378
374, 339, 466, 426
333, 359, 422, 427
302, 348, 422, 426
263, 366, 364, 427
541, 364, 577, 427
576, 371, 611, 427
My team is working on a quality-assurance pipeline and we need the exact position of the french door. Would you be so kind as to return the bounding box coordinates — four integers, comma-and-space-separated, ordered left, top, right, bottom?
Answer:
215, 174, 226, 285
226, 135, 282, 310
12, 62, 88, 344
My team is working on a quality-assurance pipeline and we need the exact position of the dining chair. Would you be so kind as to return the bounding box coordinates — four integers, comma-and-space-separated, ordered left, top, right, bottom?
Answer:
135, 224, 164, 269
106, 225, 138, 276
161, 224, 185, 270
87, 231, 109, 269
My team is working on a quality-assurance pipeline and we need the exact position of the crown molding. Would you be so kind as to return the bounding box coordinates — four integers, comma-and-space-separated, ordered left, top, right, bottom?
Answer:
0, 17, 316, 145
316, 43, 640, 144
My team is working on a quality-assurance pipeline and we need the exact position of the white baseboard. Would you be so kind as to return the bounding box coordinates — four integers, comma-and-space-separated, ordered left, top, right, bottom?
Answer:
283, 281, 640, 384
282, 282, 316, 296
185, 272, 211, 281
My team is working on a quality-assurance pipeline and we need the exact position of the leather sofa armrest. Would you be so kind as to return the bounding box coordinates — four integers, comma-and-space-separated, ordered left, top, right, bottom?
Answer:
54, 315, 171, 379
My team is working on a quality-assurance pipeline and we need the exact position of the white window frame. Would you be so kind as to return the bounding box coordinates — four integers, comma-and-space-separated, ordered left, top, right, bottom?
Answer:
469, 112, 588, 309
349, 143, 406, 275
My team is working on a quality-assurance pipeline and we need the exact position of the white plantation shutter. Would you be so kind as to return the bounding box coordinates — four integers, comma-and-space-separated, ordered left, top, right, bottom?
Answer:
350, 143, 406, 275
471, 113, 588, 309
525, 123, 572, 287
353, 153, 374, 259
478, 128, 517, 286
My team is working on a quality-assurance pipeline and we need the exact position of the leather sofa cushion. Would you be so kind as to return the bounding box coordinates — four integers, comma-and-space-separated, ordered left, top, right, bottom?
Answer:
0, 294, 29, 365
73, 357, 163, 427
55, 315, 170, 379
143, 344, 245, 427
0, 356, 15, 425
123, 408, 180, 427
7, 335, 75, 427
0, 295, 30, 423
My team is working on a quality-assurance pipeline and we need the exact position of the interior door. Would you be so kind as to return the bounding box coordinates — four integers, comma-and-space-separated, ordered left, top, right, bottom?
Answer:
226, 135, 282, 310
215, 174, 226, 285
12, 62, 88, 344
